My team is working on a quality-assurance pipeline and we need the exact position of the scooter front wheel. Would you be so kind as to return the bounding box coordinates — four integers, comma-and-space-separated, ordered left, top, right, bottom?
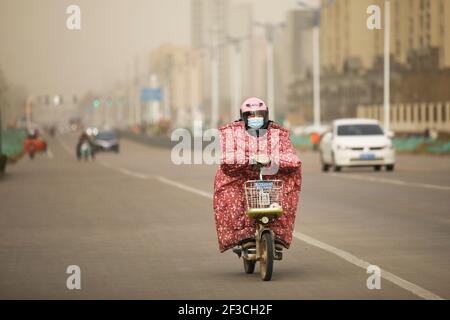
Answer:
259, 232, 274, 281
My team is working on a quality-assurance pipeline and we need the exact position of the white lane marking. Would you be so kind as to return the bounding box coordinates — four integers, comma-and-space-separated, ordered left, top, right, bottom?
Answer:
119, 168, 149, 179
155, 175, 214, 199
98, 161, 149, 179
57, 136, 74, 155
46, 149, 54, 159
98, 161, 113, 169
141, 174, 444, 300
56, 139, 444, 300
330, 173, 450, 192
293, 232, 443, 300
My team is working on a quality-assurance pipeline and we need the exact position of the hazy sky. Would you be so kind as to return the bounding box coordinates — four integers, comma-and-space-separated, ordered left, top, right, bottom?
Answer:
0, 0, 300, 98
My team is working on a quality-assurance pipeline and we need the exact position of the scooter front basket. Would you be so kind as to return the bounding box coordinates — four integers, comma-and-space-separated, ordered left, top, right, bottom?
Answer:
244, 179, 284, 218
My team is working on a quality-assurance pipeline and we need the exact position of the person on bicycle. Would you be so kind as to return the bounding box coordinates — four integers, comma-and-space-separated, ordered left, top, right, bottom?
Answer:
213, 97, 302, 253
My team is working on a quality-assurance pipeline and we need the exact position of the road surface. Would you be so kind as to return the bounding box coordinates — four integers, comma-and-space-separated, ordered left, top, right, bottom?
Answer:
0, 133, 449, 299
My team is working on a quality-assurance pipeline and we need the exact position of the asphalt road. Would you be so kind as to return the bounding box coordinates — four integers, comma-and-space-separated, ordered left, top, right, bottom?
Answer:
0, 133, 449, 299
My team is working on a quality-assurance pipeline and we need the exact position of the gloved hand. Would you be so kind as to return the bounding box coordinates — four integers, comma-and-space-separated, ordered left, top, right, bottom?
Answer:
251, 154, 271, 167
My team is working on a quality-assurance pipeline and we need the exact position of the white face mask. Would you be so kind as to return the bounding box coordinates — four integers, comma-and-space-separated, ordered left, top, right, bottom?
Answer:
248, 117, 264, 129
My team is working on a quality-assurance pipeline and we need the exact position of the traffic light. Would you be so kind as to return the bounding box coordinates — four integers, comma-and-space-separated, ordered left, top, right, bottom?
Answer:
93, 98, 100, 109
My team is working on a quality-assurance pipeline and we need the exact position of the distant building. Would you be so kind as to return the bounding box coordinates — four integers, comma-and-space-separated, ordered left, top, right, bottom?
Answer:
191, 0, 230, 121
285, 10, 314, 79
148, 44, 203, 129
320, 0, 450, 72
287, 0, 450, 123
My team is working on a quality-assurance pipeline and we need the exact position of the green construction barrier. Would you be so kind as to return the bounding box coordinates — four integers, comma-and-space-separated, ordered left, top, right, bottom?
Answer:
392, 137, 428, 152
290, 133, 312, 149
392, 137, 450, 154
0, 128, 26, 157
426, 141, 450, 154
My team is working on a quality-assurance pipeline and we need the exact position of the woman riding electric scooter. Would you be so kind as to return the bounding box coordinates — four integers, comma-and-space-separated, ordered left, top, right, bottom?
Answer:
213, 97, 302, 280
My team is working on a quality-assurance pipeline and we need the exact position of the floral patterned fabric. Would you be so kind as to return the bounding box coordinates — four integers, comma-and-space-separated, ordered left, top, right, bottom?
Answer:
213, 121, 302, 252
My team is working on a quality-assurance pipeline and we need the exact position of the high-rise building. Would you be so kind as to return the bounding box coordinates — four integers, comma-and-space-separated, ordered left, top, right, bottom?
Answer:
191, 0, 230, 123
228, 2, 253, 114
288, 0, 450, 122
320, 0, 450, 72
285, 10, 315, 79
148, 44, 203, 128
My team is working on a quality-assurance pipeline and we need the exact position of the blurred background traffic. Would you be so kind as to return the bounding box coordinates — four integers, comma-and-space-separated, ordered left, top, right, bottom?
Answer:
1, 0, 450, 168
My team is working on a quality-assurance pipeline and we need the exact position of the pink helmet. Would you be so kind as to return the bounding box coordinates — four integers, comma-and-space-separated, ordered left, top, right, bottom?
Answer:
240, 97, 268, 113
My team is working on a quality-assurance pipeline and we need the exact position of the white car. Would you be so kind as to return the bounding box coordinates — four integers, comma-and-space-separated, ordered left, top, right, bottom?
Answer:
319, 118, 395, 172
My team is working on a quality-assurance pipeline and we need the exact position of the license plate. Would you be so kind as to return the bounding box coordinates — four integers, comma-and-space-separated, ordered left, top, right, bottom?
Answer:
359, 153, 375, 160
255, 181, 274, 189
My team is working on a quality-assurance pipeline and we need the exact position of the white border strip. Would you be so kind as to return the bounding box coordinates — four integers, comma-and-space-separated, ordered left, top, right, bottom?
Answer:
56, 136, 74, 155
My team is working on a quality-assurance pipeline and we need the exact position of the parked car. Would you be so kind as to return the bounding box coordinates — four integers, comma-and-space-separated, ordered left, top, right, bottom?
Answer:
319, 118, 395, 172
93, 130, 119, 153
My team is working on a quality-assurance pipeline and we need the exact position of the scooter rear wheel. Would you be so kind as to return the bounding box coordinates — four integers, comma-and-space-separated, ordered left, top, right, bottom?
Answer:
243, 258, 256, 274
259, 232, 274, 281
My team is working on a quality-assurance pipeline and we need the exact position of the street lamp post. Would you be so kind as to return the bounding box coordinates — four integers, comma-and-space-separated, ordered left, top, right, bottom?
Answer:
267, 33, 275, 120
297, 0, 334, 129
384, 0, 391, 133
211, 47, 219, 129
133, 55, 142, 127
210, 27, 220, 129
254, 23, 284, 121
189, 51, 202, 129
312, 11, 321, 129
232, 42, 241, 121
227, 35, 250, 121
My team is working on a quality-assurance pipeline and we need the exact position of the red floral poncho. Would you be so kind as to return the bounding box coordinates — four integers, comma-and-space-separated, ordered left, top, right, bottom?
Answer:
213, 121, 302, 252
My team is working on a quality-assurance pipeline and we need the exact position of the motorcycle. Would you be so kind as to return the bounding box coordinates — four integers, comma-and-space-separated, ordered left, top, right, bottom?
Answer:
236, 163, 284, 281
24, 136, 47, 160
